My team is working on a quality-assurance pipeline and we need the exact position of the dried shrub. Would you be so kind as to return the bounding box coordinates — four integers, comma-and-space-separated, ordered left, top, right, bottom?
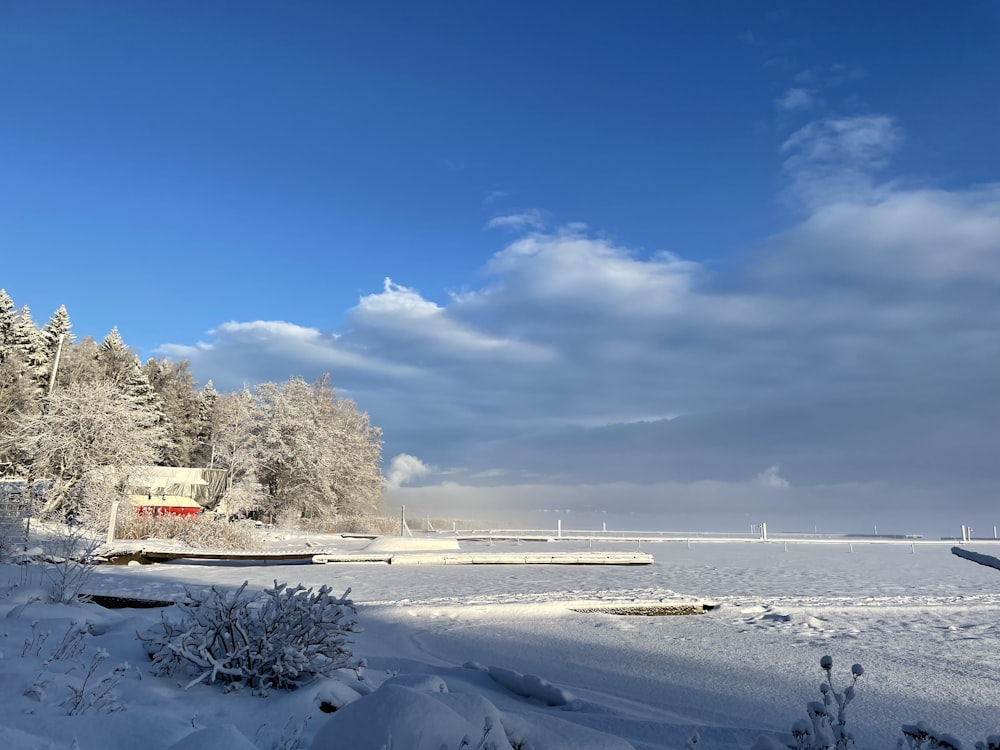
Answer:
115, 508, 263, 550
320, 514, 400, 536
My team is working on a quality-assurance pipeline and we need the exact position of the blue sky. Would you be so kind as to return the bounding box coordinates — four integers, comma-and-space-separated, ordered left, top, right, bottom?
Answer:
3, 2, 999, 534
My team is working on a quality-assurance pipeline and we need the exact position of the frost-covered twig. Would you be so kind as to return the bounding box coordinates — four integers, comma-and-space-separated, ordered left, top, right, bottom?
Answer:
38, 524, 101, 604
46, 622, 87, 664
753, 655, 862, 750
22, 620, 50, 657
62, 649, 131, 715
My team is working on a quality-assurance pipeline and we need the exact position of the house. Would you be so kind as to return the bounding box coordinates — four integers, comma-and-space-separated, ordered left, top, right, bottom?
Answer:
125, 467, 228, 518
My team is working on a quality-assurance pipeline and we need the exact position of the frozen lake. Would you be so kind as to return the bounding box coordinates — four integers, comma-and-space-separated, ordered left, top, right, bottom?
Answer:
76, 534, 1000, 749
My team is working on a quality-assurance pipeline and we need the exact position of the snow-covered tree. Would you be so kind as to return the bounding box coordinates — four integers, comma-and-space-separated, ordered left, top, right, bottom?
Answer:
212, 387, 265, 515
97, 327, 134, 384
193, 380, 219, 468
12, 306, 49, 391
252, 375, 382, 526
121, 356, 173, 463
0, 347, 40, 476
0, 288, 17, 362
0, 293, 42, 473
41, 304, 73, 392
55, 336, 104, 388
143, 358, 203, 466
1, 380, 164, 523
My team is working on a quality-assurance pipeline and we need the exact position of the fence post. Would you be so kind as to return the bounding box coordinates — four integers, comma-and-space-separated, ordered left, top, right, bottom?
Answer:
106, 500, 120, 545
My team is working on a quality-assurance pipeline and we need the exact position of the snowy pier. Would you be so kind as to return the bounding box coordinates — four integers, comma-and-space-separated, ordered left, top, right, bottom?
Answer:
313, 551, 654, 565
99, 546, 654, 566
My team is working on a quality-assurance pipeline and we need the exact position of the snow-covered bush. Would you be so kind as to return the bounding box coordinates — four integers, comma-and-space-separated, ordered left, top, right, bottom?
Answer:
754, 655, 862, 750
139, 580, 363, 694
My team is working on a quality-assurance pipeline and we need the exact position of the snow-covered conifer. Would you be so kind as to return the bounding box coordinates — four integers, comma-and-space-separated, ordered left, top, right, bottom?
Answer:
0, 288, 17, 362
97, 327, 134, 384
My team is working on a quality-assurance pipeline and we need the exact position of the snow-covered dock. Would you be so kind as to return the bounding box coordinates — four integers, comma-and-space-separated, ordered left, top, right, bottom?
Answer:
100, 548, 654, 565
313, 551, 654, 565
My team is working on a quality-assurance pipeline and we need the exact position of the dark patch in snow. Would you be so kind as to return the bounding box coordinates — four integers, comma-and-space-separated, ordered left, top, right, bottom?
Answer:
569, 603, 715, 616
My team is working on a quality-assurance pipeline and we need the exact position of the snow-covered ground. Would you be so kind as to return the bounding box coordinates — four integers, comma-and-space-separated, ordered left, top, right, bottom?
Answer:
1, 532, 998, 750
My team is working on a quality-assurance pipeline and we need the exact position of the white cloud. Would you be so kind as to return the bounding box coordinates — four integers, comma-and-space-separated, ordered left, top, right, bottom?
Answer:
781, 115, 903, 207
163, 117, 1000, 519
479, 228, 700, 320
760, 185, 1000, 287
351, 278, 555, 363
159, 320, 419, 379
485, 210, 545, 232
794, 63, 865, 88
775, 87, 815, 111
483, 190, 510, 205
384, 453, 432, 489
755, 465, 790, 488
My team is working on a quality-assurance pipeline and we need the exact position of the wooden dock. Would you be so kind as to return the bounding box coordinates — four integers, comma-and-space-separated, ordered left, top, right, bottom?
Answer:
315, 551, 654, 566
102, 548, 653, 566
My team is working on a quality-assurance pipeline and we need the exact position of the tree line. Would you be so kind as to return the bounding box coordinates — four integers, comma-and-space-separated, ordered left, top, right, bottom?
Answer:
0, 289, 384, 527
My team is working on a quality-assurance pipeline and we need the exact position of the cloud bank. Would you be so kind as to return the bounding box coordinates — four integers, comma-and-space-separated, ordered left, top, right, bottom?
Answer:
160, 114, 1000, 533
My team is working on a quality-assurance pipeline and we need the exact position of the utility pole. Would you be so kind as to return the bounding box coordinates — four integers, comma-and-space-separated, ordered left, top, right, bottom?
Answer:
46, 333, 65, 395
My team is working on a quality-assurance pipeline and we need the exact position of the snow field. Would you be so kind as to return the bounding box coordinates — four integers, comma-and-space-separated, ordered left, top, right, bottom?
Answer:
1, 535, 997, 749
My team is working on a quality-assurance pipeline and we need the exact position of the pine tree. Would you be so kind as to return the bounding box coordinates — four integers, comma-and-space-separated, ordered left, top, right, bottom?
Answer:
200, 380, 218, 424
0, 346, 40, 476
122, 356, 173, 463
98, 327, 134, 384
143, 358, 202, 466
0, 289, 16, 363
0, 294, 41, 473
41, 305, 73, 392
10, 307, 48, 395
195, 380, 219, 467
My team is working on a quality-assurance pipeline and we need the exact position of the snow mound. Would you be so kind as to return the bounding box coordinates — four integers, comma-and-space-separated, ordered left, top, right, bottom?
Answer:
488, 665, 579, 708
309, 675, 633, 750
363, 535, 460, 552
502, 711, 637, 750
165, 724, 258, 750
310, 682, 513, 749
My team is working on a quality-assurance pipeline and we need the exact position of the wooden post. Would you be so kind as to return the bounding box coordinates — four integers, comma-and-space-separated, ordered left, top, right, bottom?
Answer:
106, 500, 120, 545
47, 333, 65, 395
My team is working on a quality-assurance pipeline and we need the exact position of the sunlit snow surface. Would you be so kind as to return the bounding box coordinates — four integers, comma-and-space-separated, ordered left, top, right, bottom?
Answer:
2, 534, 998, 750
